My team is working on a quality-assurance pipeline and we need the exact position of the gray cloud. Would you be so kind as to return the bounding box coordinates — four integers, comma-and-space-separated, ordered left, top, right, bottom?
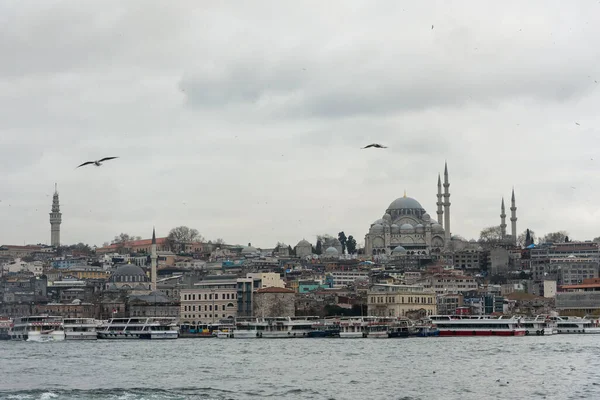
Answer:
2, 1, 600, 247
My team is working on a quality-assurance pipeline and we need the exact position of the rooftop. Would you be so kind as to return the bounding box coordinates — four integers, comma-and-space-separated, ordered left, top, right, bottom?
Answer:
256, 287, 295, 294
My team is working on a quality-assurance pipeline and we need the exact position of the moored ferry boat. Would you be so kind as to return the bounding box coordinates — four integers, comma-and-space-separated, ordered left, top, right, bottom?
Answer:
261, 316, 319, 338
430, 315, 526, 337
338, 317, 368, 338
0, 317, 11, 340
63, 318, 99, 340
97, 317, 179, 339
521, 315, 556, 336
550, 316, 600, 334
366, 317, 398, 338
10, 315, 65, 342
233, 318, 266, 339
308, 320, 341, 338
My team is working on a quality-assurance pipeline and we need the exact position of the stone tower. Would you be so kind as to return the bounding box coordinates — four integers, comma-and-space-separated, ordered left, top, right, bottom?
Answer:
510, 188, 517, 246
436, 174, 443, 229
151, 227, 157, 291
49, 183, 62, 247
443, 162, 451, 247
500, 197, 507, 240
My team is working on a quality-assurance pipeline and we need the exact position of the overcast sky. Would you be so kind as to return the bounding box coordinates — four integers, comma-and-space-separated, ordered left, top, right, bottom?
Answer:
1, 1, 600, 248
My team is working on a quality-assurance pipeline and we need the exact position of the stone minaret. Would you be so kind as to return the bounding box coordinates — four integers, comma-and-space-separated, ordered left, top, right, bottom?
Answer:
151, 227, 157, 291
436, 174, 444, 228
443, 162, 451, 246
510, 188, 517, 246
500, 197, 507, 240
49, 183, 62, 247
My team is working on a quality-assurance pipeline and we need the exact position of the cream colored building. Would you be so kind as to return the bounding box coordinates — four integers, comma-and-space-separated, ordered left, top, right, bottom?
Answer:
368, 284, 437, 317
246, 272, 285, 289
180, 275, 238, 324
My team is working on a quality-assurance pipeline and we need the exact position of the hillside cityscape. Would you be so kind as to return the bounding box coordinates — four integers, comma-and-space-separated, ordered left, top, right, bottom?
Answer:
2, 163, 598, 325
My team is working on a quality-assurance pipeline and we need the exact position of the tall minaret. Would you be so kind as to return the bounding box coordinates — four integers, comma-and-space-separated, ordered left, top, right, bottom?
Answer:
510, 188, 517, 246
500, 197, 507, 240
436, 174, 444, 228
443, 162, 451, 246
49, 183, 62, 247
151, 227, 157, 291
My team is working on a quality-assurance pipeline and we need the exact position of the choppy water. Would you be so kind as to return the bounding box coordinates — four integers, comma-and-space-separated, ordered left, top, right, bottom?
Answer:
1, 336, 600, 400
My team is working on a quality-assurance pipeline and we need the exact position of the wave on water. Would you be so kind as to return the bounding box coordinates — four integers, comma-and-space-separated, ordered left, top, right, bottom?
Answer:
2, 387, 246, 400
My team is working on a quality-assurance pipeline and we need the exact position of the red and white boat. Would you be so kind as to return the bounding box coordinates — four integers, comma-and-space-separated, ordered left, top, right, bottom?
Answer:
429, 315, 526, 337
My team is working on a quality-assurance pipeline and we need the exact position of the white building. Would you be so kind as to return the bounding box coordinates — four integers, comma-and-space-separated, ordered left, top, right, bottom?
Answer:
330, 270, 370, 288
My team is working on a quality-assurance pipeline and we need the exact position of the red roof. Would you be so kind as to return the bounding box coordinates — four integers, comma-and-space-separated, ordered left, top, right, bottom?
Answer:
256, 287, 295, 294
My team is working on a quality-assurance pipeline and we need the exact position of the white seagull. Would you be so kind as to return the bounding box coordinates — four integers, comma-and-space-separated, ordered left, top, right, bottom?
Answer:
77, 157, 119, 168
362, 143, 388, 149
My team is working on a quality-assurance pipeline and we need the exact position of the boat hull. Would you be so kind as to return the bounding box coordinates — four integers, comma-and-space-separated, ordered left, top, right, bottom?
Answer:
439, 329, 526, 337
233, 330, 261, 339
65, 332, 97, 340
339, 332, 365, 338
524, 328, 554, 336
557, 327, 600, 334
26, 331, 65, 342
98, 331, 178, 339
261, 331, 311, 338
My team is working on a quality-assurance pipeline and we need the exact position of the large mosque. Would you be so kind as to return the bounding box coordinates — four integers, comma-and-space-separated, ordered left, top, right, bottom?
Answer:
364, 163, 518, 257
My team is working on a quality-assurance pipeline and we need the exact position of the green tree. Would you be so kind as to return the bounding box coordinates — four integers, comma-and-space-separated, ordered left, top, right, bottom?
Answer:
111, 233, 140, 253
315, 240, 323, 255
338, 231, 347, 254
346, 235, 357, 254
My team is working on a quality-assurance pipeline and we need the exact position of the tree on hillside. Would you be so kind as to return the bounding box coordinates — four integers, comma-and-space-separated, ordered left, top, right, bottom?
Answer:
316, 234, 334, 245
111, 233, 140, 253
338, 232, 347, 254
315, 240, 323, 255
166, 226, 203, 253
479, 226, 503, 243
346, 235, 357, 254
517, 229, 536, 247
541, 231, 569, 244
213, 238, 226, 246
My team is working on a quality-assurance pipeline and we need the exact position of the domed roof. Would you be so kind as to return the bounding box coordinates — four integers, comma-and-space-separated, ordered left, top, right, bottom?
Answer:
388, 196, 423, 211
241, 244, 258, 254
371, 223, 384, 233
392, 245, 407, 253
324, 246, 339, 256
297, 239, 311, 247
383, 213, 392, 222
113, 264, 146, 277
415, 224, 425, 232
391, 224, 400, 233
400, 223, 414, 231
432, 223, 443, 233
423, 213, 431, 221
372, 218, 386, 226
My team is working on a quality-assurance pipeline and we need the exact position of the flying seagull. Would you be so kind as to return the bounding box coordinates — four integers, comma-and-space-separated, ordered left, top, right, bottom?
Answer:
76, 157, 119, 168
362, 144, 388, 149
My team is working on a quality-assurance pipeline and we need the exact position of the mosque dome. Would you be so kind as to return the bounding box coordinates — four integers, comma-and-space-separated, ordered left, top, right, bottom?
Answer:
383, 213, 392, 222
415, 224, 425, 233
324, 247, 339, 256
372, 218, 385, 226
423, 213, 431, 221
370, 224, 384, 234
392, 245, 407, 254
241, 244, 258, 255
431, 223, 443, 233
388, 196, 424, 211
110, 264, 149, 283
391, 224, 400, 233
297, 239, 311, 247
400, 223, 414, 232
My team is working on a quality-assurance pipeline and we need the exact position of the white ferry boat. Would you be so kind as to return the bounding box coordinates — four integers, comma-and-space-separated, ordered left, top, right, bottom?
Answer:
63, 318, 99, 340
233, 318, 265, 339
10, 315, 65, 342
550, 316, 600, 334
366, 317, 398, 338
429, 315, 526, 337
97, 317, 179, 339
0, 318, 11, 340
338, 317, 369, 338
261, 316, 319, 338
521, 315, 557, 336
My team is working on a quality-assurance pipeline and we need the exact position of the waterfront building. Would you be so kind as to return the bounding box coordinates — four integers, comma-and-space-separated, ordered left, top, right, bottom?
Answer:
246, 272, 285, 289
253, 287, 296, 317
180, 275, 238, 324
423, 273, 478, 295
556, 278, 600, 316
49, 183, 62, 247
367, 284, 437, 317
329, 270, 370, 288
